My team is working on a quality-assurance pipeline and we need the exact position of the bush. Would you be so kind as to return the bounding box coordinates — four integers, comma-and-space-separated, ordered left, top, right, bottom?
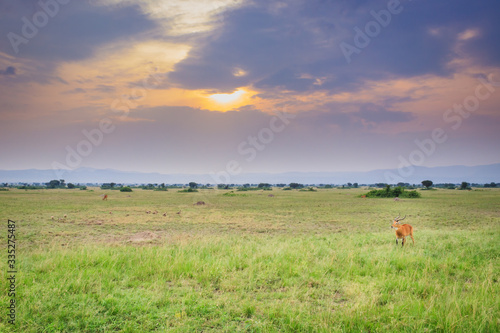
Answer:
362, 186, 421, 198
237, 187, 261, 191
178, 188, 198, 193
300, 187, 317, 192
405, 191, 421, 198
222, 191, 247, 197
79, 186, 87, 190
120, 186, 133, 192
17, 186, 44, 190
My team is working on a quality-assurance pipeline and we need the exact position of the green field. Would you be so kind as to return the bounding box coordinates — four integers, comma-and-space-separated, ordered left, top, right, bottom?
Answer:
1, 188, 499, 332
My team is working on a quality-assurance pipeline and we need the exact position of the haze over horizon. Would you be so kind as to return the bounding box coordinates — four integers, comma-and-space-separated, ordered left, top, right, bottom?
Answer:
1, 0, 500, 176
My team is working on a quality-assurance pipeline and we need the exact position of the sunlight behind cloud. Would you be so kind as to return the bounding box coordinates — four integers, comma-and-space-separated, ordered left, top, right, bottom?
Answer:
209, 89, 246, 104
95, 0, 246, 36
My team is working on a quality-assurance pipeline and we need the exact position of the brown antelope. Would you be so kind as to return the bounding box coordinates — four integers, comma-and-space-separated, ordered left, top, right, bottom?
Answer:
391, 215, 414, 247
102, 194, 108, 201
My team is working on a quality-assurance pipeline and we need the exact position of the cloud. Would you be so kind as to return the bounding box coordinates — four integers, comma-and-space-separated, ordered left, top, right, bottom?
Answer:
0, 2, 156, 61
62, 87, 86, 94
353, 104, 415, 124
167, 0, 500, 95
94, 85, 116, 93
0, 66, 15, 76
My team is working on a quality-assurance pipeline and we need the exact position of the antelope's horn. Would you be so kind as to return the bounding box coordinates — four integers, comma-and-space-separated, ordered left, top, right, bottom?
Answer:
397, 215, 406, 221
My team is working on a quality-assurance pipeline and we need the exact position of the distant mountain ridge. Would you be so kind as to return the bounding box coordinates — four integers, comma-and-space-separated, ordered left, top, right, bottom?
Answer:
1, 164, 499, 184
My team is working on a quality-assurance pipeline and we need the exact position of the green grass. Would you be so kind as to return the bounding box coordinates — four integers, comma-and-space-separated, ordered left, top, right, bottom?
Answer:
0, 188, 499, 332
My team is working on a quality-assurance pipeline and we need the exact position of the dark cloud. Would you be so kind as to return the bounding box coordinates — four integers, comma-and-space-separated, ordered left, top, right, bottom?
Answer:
62, 87, 86, 94
168, 0, 500, 94
94, 85, 116, 93
296, 102, 416, 133
0, 66, 16, 76
0, 2, 156, 61
353, 104, 415, 123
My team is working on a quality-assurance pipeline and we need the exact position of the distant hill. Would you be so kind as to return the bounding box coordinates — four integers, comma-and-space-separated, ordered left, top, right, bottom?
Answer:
1, 164, 499, 185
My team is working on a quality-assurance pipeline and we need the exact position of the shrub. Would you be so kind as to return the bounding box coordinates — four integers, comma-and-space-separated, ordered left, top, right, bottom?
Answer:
178, 188, 198, 193
17, 185, 44, 190
405, 191, 421, 198
300, 187, 317, 192
237, 187, 261, 191
223, 191, 247, 197
362, 186, 421, 198
120, 186, 133, 192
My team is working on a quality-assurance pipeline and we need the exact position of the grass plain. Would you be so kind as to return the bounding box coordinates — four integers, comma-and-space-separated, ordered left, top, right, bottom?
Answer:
0, 187, 499, 332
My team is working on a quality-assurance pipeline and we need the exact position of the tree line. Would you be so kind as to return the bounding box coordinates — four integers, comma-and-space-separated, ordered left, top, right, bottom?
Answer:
2, 180, 499, 191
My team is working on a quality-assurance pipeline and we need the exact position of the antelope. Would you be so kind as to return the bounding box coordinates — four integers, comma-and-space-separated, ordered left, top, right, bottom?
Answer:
391, 215, 414, 247
102, 194, 108, 201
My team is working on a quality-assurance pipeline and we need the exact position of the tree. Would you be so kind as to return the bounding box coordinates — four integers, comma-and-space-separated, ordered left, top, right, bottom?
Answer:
422, 180, 433, 189
110, 182, 116, 188
460, 182, 470, 190
46, 180, 61, 188
189, 182, 198, 189
289, 183, 304, 189
393, 186, 403, 197
353, 183, 358, 188
258, 183, 271, 188
67, 183, 75, 189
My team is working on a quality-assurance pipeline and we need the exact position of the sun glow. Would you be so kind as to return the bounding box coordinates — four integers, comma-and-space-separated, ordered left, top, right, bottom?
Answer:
209, 89, 246, 104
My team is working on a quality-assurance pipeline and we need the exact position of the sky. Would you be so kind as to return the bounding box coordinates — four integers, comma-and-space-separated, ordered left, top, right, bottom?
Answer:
1, 0, 499, 177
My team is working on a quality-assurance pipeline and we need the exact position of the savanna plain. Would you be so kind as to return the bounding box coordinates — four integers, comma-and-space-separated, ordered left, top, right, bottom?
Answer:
0, 187, 499, 332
